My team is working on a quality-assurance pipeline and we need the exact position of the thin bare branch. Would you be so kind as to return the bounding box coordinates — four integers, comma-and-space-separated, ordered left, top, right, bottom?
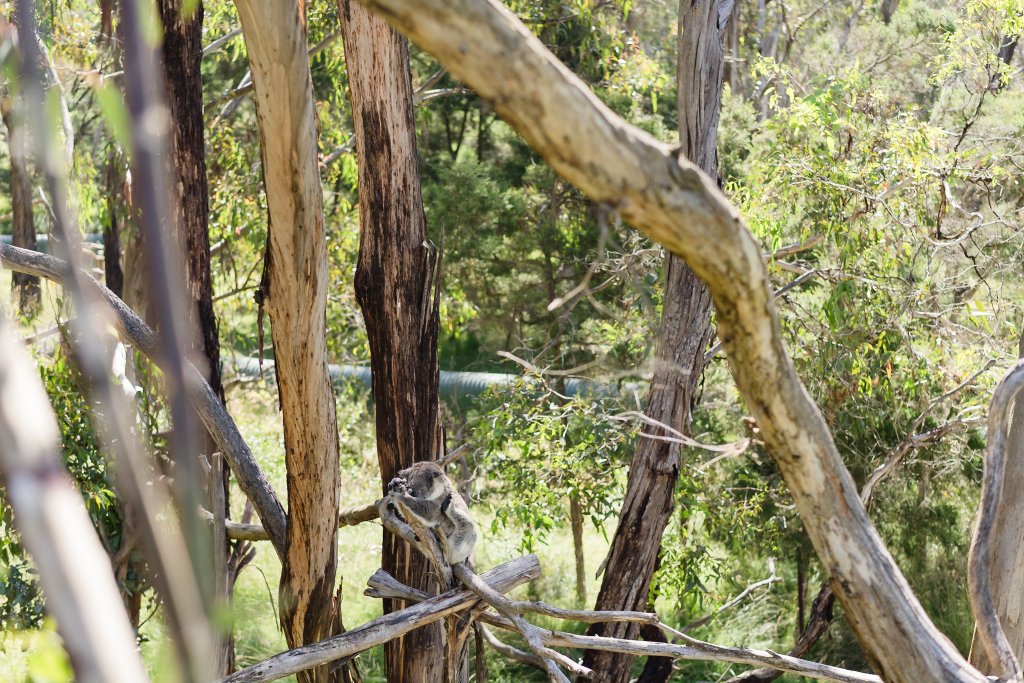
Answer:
683, 564, 780, 632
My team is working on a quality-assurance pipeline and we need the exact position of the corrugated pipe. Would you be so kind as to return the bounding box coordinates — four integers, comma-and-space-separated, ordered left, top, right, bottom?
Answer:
227, 355, 604, 400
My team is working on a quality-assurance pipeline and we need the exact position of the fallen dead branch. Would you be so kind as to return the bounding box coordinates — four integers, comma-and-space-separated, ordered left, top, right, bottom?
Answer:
219, 555, 541, 683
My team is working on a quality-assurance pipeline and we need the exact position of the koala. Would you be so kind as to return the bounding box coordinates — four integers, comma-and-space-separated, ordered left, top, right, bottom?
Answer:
386, 461, 477, 565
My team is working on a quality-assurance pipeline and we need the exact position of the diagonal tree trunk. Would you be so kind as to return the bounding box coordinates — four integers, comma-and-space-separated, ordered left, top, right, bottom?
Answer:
156, 0, 232, 672
233, 4, 341, 682
338, 1, 445, 680
583, 2, 730, 680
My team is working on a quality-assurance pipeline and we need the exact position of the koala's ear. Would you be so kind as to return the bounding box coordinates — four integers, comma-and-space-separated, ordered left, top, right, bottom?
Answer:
398, 467, 410, 478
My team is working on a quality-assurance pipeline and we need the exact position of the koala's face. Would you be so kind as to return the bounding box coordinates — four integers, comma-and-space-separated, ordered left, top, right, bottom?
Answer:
397, 462, 445, 500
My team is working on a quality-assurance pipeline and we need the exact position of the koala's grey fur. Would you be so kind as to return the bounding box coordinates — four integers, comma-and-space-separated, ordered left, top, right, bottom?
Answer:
386, 461, 477, 565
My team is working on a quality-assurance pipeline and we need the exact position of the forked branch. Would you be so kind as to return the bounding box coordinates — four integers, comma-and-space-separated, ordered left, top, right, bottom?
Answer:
220, 556, 541, 683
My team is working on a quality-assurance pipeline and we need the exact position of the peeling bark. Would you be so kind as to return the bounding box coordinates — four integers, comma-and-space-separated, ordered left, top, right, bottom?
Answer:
233, 3, 340, 681
584, 1, 725, 679
338, 2, 444, 679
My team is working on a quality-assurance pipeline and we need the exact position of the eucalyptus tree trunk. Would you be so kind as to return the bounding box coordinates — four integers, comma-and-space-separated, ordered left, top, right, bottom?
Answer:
0, 106, 40, 316
156, 0, 231, 672
233, 4, 341, 682
583, 2, 729, 680
338, 2, 445, 679
970, 329, 1024, 673
157, 0, 222, 402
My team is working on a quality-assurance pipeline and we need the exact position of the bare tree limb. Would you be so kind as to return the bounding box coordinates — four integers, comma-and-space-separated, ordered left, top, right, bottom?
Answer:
452, 563, 581, 682
968, 358, 1024, 679
0, 242, 289, 556
683, 563, 780, 632
514, 625, 881, 683
480, 623, 547, 669
369, 562, 879, 683
220, 555, 541, 683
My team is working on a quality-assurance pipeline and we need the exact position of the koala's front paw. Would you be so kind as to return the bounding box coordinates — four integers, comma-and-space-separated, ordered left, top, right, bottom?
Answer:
388, 477, 408, 494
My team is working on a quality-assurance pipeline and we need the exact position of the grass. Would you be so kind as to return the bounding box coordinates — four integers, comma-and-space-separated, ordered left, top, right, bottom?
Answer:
128, 377, 617, 682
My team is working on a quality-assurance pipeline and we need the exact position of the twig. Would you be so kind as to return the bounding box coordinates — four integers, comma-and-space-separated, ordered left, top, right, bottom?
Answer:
610, 411, 749, 455
203, 27, 243, 56
968, 358, 1024, 679
861, 360, 995, 506
682, 564, 780, 632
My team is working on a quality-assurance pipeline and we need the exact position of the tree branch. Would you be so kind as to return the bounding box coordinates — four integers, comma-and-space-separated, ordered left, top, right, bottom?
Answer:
0, 243, 289, 557
371, 562, 877, 683
968, 359, 1024, 679
220, 555, 541, 683
0, 311, 150, 683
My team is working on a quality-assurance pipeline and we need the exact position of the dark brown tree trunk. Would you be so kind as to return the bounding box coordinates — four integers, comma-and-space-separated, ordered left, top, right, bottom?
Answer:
1, 105, 40, 316
583, 2, 730, 681
156, 0, 230, 674
157, 0, 222, 401
233, 2, 342, 681
338, 1, 444, 680
879, 0, 899, 24
570, 494, 586, 606
102, 154, 125, 299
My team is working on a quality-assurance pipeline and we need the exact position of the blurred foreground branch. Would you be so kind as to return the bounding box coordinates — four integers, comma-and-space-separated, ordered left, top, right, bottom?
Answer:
0, 242, 289, 557
0, 311, 150, 683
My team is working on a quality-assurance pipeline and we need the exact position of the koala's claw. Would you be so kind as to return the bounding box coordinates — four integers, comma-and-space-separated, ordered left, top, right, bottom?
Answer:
388, 477, 408, 493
